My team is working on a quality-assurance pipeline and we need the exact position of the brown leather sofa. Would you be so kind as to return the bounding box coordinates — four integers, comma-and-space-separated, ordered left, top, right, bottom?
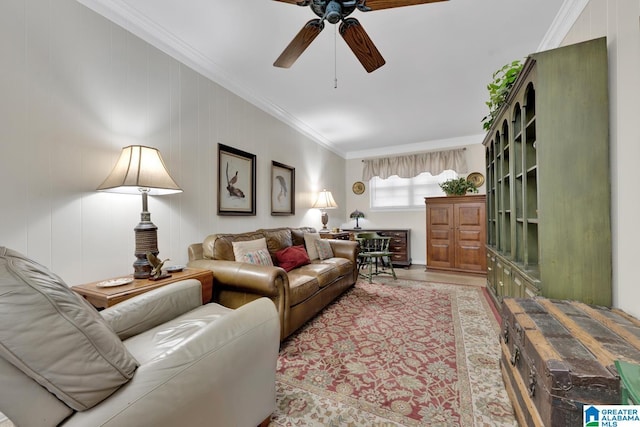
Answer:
188, 227, 359, 340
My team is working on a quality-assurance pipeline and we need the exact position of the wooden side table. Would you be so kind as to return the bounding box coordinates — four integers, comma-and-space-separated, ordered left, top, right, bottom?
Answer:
72, 268, 214, 309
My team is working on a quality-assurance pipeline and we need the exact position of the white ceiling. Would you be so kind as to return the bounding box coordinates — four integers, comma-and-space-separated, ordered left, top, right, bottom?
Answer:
78, 0, 574, 158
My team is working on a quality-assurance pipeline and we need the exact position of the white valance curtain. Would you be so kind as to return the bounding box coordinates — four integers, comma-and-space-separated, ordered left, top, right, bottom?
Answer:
361, 148, 468, 181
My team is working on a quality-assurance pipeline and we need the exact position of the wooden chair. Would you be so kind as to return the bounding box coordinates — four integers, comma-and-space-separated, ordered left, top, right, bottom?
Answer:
355, 232, 397, 283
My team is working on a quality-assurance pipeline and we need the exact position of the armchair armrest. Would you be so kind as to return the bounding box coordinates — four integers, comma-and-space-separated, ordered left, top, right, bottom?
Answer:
100, 279, 202, 340
66, 298, 280, 427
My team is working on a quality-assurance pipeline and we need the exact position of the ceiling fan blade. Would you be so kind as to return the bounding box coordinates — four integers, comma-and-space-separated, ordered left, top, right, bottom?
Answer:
359, 0, 448, 11
272, 0, 307, 4
339, 18, 385, 73
274, 19, 324, 68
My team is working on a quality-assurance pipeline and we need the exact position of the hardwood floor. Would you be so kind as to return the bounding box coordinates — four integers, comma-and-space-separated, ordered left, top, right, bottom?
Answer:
395, 264, 486, 287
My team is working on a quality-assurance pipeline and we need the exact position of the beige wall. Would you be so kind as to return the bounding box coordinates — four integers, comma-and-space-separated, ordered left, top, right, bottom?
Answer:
343, 143, 486, 265
561, 0, 640, 318
0, 0, 345, 285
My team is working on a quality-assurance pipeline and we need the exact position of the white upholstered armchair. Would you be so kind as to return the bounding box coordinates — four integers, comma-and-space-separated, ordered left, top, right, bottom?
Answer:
0, 247, 280, 427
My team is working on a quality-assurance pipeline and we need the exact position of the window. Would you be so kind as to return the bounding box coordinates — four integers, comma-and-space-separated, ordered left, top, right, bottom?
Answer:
369, 170, 458, 210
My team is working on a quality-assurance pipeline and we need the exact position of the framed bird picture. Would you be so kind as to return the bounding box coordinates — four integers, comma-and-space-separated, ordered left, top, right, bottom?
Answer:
271, 161, 295, 216
217, 143, 256, 216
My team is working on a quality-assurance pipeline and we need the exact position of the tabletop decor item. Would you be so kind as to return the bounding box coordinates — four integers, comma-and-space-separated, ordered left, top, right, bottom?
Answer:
96, 277, 134, 288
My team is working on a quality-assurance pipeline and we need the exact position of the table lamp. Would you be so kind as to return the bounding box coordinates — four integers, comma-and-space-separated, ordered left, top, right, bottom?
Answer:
350, 209, 365, 229
97, 145, 182, 278
312, 189, 337, 232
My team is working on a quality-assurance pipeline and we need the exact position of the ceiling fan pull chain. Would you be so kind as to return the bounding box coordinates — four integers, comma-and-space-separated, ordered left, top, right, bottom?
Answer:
334, 24, 338, 88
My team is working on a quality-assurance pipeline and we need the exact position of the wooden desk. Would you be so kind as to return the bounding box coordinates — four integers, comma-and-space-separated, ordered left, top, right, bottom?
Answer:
343, 228, 411, 267
72, 268, 214, 309
319, 231, 351, 240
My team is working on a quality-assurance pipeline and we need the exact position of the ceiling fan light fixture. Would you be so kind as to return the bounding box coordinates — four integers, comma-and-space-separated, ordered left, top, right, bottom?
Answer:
325, 1, 343, 24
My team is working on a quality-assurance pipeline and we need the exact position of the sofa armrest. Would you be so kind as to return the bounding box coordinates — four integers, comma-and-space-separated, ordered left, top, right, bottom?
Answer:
188, 243, 204, 262
100, 279, 202, 340
188, 259, 289, 339
188, 259, 288, 298
328, 239, 359, 263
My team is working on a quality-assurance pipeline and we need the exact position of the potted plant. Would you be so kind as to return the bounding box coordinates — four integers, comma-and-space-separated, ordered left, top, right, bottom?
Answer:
481, 60, 524, 131
439, 178, 479, 196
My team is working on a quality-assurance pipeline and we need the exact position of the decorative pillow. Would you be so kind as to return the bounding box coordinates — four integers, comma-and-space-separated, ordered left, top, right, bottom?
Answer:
303, 232, 321, 260
275, 245, 311, 272
315, 239, 334, 260
241, 248, 274, 266
232, 238, 268, 261
0, 247, 139, 411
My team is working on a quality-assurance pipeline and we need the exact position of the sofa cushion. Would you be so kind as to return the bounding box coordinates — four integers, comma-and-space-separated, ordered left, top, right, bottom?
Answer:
317, 257, 354, 277
232, 238, 268, 261
240, 248, 274, 266
261, 228, 293, 256
296, 263, 340, 287
315, 239, 334, 260
303, 232, 321, 260
0, 247, 139, 411
286, 273, 320, 306
274, 245, 310, 272
291, 227, 317, 247
203, 231, 265, 261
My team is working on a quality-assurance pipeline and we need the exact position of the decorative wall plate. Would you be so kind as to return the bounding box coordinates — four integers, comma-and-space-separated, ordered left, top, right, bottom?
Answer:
467, 172, 485, 188
352, 181, 365, 195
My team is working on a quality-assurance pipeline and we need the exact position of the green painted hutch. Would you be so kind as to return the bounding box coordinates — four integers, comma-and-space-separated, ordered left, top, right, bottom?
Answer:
483, 37, 611, 307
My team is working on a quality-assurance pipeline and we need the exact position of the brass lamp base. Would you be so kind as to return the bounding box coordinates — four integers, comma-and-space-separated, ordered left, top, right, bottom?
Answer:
319, 210, 329, 232
133, 198, 158, 279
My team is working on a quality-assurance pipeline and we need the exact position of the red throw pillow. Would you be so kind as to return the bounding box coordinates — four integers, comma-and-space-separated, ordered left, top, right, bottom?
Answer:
275, 245, 311, 272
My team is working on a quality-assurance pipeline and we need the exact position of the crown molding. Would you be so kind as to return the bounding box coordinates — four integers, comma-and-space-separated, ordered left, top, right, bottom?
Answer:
537, 0, 589, 51
76, 0, 345, 158
345, 134, 485, 160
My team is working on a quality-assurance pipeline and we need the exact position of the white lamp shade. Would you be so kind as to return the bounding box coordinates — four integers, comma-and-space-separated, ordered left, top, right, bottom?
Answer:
97, 145, 182, 195
312, 189, 338, 209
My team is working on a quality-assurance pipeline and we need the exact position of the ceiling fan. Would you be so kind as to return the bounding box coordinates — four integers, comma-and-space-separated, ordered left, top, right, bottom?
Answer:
272, 0, 447, 73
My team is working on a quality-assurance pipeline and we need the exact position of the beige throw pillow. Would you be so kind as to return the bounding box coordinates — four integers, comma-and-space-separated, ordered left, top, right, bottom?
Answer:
303, 232, 321, 260
240, 248, 274, 266
315, 239, 334, 260
232, 237, 268, 261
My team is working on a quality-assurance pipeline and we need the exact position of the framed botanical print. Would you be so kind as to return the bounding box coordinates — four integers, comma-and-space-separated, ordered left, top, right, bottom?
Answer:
271, 161, 295, 216
217, 143, 256, 216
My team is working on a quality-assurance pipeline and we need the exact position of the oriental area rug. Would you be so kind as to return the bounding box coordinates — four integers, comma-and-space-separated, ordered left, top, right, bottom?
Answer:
269, 278, 517, 427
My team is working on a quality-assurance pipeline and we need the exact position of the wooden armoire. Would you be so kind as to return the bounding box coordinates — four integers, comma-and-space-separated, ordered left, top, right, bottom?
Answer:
425, 195, 486, 275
